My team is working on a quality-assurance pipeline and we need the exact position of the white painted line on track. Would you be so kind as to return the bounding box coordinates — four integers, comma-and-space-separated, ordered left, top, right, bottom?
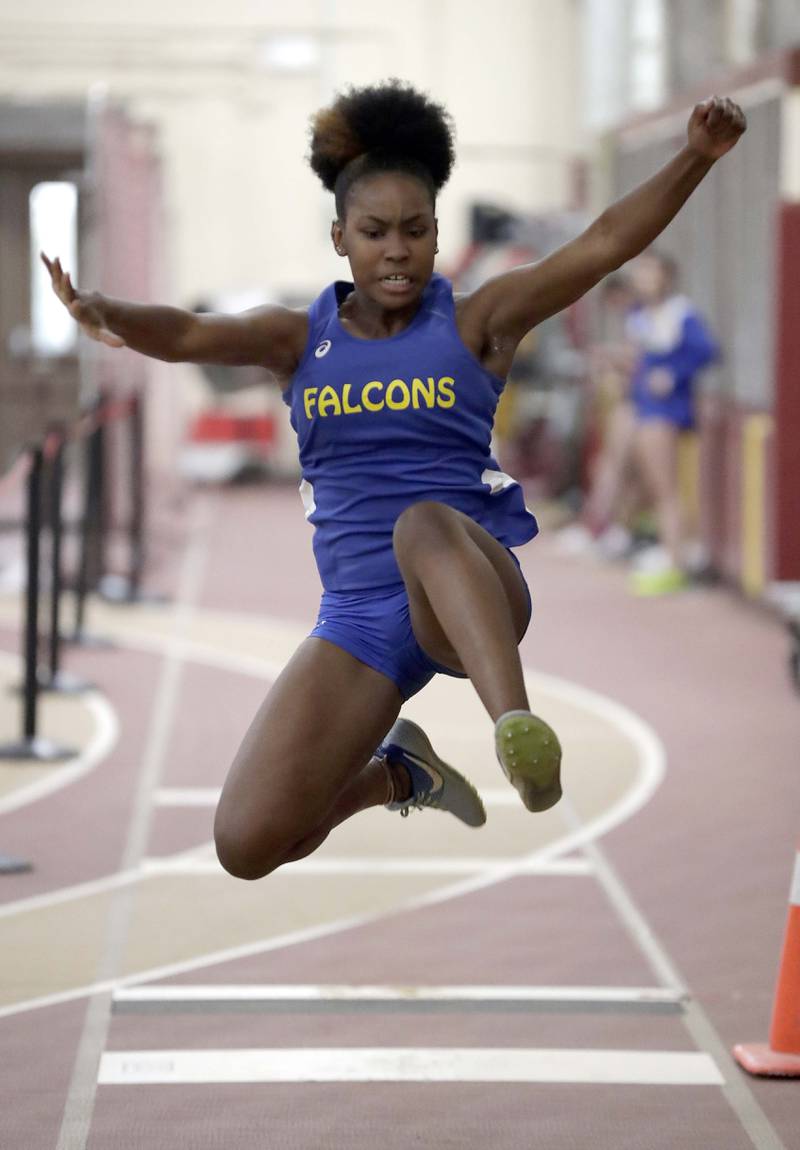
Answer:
0, 651, 119, 817
115, 629, 667, 864
0, 618, 665, 1026
55, 500, 214, 1150
2, 588, 783, 1146
97, 1046, 724, 1086
0, 655, 655, 928
0, 868, 142, 919
0, 848, 589, 928
113, 984, 685, 1005
0, 712, 659, 1023
155, 787, 220, 807
139, 854, 594, 877
113, 623, 668, 847
154, 785, 521, 808
0, 812, 645, 1024
0, 846, 599, 1023
521, 669, 665, 864
0, 842, 214, 921
560, 800, 790, 1150
92, 630, 283, 683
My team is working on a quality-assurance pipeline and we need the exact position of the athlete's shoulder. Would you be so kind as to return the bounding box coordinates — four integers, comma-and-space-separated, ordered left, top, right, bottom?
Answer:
428, 271, 455, 298
421, 272, 457, 322
284, 283, 344, 387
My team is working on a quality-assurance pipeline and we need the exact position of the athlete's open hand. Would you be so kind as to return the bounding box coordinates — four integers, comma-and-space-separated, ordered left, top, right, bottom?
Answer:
687, 96, 746, 161
40, 253, 125, 349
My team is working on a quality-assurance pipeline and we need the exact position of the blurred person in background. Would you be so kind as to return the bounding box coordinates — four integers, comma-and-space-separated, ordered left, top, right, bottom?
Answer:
42, 83, 744, 883
557, 272, 642, 560
627, 250, 719, 595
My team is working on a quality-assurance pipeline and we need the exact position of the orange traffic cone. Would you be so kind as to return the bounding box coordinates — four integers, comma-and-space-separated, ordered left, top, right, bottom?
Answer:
734, 845, 800, 1076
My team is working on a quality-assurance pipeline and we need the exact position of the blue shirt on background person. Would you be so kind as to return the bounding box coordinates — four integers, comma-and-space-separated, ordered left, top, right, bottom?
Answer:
626, 294, 719, 430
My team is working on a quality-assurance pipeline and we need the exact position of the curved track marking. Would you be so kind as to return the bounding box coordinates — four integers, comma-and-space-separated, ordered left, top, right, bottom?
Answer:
0, 607, 665, 854
0, 651, 120, 817
89, 620, 667, 861
0, 607, 669, 1021
520, 667, 666, 862
0, 841, 212, 922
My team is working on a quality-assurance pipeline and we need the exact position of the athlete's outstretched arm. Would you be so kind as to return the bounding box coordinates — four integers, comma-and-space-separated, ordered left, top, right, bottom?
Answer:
40, 254, 307, 377
465, 96, 746, 353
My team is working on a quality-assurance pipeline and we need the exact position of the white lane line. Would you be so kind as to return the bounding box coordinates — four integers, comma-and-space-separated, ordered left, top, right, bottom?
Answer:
1, 608, 664, 851
0, 843, 591, 1023
154, 786, 522, 808
55, 500, 214, 1150
0, 654, 119, 818
0, 869, 142, 920
113, 984, 685, 1006
0, 842, 213, 921
0, 629, 665, 1021
0, 765, 654, 1021
121, 634, 667, 865
0, 843, 589, 924
90, 630, 282, 683
139, 854, 594, 877
155, 787, 219, 807
0, 850, 590, 926
523, 669, 665, 865
97, 1047, 723, 1086
564, 800, 789, 1150
0, 657, 658, 923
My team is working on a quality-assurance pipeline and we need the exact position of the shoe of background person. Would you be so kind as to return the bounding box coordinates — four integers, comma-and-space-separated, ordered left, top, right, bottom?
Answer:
630, 566, 689, 596
630, 543, 672, 573
595, 523, 633, 561
380, 717, 486, 827
554, 522, 596, 557
495, 710, 562, 812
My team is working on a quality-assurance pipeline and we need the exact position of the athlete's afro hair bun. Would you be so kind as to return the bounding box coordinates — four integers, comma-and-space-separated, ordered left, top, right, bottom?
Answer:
308, 79, 455, 208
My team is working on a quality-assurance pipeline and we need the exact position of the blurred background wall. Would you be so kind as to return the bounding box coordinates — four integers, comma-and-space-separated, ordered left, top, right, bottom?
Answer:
0, 0, 583, 298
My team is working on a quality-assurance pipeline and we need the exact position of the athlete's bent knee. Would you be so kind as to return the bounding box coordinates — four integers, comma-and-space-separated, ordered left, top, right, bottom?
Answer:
393, 500, 459, 557
213, 820, 285, 882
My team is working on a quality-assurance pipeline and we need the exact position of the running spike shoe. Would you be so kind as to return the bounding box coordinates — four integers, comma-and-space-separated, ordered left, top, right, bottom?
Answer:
630, 566, 689, 596
379, 717, 486, 828
495, 710, 562, 812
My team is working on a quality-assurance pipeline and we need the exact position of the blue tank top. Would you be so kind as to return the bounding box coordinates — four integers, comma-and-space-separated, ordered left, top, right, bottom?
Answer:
283, 273, 538, 591
626, 295, 718, 430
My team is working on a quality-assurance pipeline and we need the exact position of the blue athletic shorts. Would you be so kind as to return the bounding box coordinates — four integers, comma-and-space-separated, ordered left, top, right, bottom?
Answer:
309, 550, 532, 701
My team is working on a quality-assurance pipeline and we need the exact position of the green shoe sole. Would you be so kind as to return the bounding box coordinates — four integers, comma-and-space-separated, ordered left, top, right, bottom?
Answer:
495, 712, 562, 812
630, 567, 689, 596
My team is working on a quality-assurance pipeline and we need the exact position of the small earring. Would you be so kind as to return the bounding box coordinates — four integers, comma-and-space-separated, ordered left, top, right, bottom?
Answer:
435, 246, 439, 254
336, 247, 345, 256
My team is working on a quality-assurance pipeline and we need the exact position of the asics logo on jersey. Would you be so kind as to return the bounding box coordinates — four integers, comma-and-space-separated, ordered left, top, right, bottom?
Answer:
303, 375, 456, 419
314, 340, 332, 359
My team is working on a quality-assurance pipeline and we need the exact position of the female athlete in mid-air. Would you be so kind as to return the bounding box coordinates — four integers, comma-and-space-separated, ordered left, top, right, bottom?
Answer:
43, 81, 745, 880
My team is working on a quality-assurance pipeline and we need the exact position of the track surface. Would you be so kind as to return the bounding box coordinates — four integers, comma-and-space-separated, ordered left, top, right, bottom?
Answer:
1, 483, 798, 1150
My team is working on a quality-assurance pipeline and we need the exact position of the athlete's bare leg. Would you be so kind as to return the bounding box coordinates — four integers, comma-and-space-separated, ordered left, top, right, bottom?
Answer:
584, 400, 637, 534
634, 418, 683, 566
393, 502, 561, 811
214, 637, 401, 880
392, 501, 531, 721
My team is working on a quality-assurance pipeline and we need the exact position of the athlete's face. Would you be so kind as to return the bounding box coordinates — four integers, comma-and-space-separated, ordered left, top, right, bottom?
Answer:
332, 173, 438, 308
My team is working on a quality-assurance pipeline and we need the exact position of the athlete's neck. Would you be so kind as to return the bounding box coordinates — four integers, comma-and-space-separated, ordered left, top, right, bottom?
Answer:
338, 286, 423, 340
